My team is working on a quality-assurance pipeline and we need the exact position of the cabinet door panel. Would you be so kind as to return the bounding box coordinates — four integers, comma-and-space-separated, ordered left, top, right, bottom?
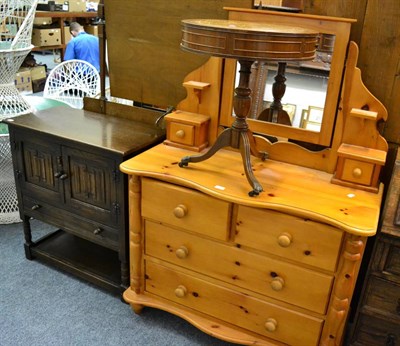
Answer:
18, 137, 64, 205
63, 147, 119, 227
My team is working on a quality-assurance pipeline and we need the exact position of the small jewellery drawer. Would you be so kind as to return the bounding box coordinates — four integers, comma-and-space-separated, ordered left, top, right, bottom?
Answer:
235, 206, 343, 272
145, 260, 323, 346
340, 158, 375, 186
169, 122, 195, 146
23, 196, 119, 250
142, 178, 231, 241
145, 221, 333, 314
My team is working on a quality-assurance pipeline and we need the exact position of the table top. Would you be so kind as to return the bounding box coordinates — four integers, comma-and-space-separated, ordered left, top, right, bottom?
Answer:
181, 19, 318, 61
120, 144, 383, 236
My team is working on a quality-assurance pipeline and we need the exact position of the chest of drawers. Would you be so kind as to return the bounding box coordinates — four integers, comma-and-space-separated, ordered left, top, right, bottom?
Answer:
120, 144, 383, 345
4, 107, 163, 293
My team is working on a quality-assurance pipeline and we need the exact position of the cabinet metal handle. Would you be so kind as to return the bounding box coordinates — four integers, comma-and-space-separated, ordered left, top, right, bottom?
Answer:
385, 334, 396, 346
264, 318, 278, 332
277, 233, 292, 247
59, 173, 68, 180
174, 285, 187, 298
93, 228, 103, 235
270, 276, 285, 291
173, 204, 188, 218
54, 172, 62, 178
31, 204, 41, 211
175, 246, 189, 259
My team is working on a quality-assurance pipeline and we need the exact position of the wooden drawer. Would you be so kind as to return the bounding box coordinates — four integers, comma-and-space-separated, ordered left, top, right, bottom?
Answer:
142, 178, 231, 241
235, 206, 343, 272
23, 196, 119, 250
340, 158, 375, 186
364, 276, 400, 316
145, 221, 333, 314
169, 122, 195, 146
145, 260, 323, 346
351, 312, 400, 346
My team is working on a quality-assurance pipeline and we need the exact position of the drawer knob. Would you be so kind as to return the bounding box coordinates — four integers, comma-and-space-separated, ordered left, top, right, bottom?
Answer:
31, 204, 41, 211
270, 276, 285, 291
352, 167, 362, 178
173, 204, 188, 218
93, 228, 103, 235
277, 233, 292, 247
264, 318, 278, 332
174, 285, 187, 298
175, 129, 185, 138
176, 246, 189, 259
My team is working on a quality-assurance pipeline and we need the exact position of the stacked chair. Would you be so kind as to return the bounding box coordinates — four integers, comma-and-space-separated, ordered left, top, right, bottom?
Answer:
0, 0, 38, 223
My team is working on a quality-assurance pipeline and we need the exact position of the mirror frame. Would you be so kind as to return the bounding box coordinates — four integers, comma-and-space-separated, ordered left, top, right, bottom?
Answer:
220, 8, 356, 146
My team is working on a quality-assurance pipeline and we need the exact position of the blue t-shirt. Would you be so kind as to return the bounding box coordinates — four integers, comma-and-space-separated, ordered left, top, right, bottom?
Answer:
64, 32, 100, 72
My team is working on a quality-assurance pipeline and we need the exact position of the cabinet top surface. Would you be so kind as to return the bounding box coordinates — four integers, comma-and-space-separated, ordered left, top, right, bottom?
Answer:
120, 144, 383, 236
4, 108, 163, 156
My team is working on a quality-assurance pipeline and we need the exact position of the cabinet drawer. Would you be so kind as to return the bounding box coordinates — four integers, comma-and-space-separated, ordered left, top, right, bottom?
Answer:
169, 122, 195, 146
364, 276, 400, 316
23, 196, 119, 250
142, 178, 231, 241
145, 221, 333, 314
235, 206, 343, 272
145, 260, 323, 346
351, 312, 400, 346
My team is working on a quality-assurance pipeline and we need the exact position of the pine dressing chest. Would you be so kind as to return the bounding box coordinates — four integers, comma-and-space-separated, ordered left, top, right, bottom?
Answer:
118, 6, 390, 345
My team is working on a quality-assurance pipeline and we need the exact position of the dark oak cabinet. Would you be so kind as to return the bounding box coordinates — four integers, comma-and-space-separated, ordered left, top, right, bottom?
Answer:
350, 150, 400, 345
4, 107, 164, 294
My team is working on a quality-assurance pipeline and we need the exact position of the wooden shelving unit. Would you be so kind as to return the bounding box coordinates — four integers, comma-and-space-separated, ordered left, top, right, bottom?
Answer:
32, 11, 98, 58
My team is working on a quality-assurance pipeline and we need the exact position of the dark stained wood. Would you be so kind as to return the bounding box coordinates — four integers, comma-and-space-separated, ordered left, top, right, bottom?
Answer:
103, 0, 253, 108
350, 150, 400, 344
4, 108, 165, 294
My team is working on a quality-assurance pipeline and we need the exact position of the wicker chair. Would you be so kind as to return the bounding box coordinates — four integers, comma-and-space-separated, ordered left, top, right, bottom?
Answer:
43, 59, 100, 109
0, 0, 38, 118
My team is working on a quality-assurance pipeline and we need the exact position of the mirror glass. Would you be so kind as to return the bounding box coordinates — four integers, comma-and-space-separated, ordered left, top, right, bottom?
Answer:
235, 33, 335, 134
219, 11, 353, 147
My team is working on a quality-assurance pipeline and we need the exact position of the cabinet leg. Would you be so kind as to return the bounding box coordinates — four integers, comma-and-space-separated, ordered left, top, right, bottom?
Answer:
131, 303, 144, 314
22, 216, 34, 260
120, 260, 129, 289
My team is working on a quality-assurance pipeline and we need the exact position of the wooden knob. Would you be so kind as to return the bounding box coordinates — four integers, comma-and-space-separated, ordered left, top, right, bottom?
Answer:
277, 233, 292, 247
271, 277, 285, 291
176, 246, 189, 259
352, 168, 362, 178
174, 285, 187, 298
265, 318, 278, 332
175, 129, 185, 138
173, 204, 188, 218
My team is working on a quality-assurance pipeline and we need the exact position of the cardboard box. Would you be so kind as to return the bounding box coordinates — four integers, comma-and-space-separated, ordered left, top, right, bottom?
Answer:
64, 26, 72, 43
84, 25, 99, 37
31, 65, 47, 81
32, 28, 61, 47
15, 70, 33, 95
68, 0, 87, 12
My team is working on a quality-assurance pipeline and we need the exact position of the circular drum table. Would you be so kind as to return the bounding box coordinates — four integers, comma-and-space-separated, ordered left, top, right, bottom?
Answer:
178, 19, 319, 196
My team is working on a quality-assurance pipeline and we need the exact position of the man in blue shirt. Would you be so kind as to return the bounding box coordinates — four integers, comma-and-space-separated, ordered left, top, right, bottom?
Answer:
64, 22, 100, 72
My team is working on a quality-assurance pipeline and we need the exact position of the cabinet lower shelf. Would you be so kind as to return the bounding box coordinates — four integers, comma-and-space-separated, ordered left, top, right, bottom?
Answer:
25, 229, 122, 294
